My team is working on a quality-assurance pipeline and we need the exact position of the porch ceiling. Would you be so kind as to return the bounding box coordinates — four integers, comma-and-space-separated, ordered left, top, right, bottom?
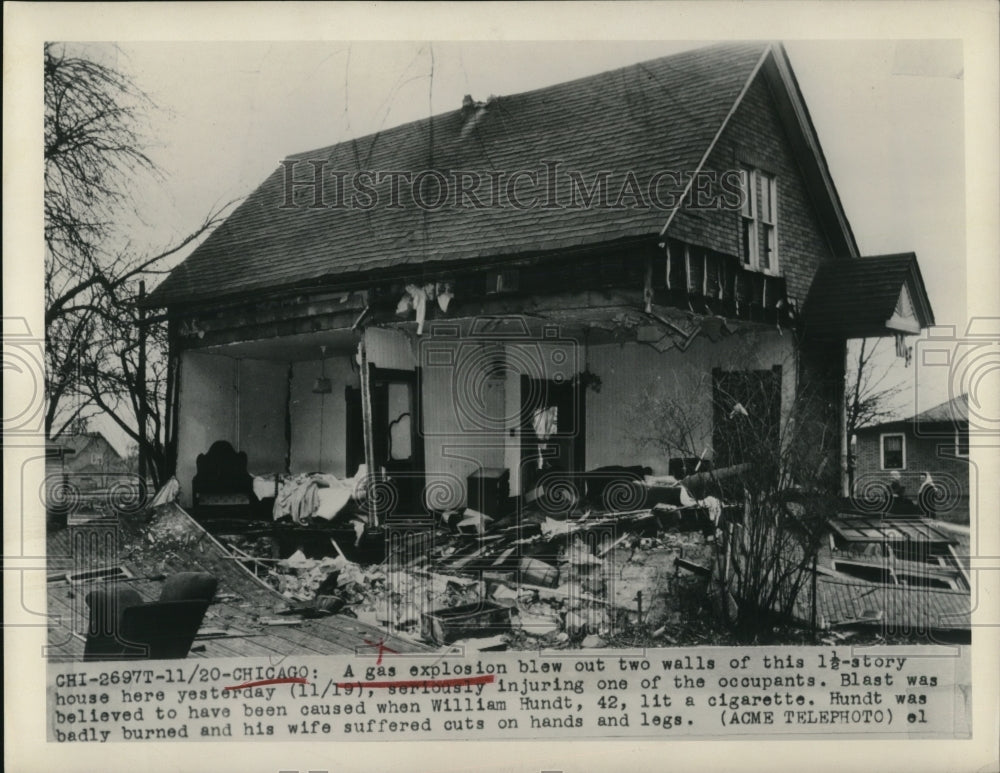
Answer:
192, 300, 768, 362
197, 327, 360, 361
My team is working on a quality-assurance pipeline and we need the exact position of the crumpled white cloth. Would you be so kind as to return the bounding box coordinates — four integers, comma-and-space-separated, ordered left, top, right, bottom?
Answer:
532, 406, 559, 469
532, 406, 558, 440
149, 477, 180, 507
404, 284, 428, 335
273, 472, 360, 524
436, 281, 454, 312
698, 494, 723, 524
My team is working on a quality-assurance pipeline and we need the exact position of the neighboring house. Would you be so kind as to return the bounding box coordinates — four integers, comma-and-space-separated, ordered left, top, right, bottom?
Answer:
854, 394, 971, 522
142, 42, 935, 515
57, 431, 131, 493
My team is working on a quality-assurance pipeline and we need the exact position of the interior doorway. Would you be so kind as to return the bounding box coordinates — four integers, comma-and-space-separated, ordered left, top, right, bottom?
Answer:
519, 375, 585, 497
347, 367, 424, 514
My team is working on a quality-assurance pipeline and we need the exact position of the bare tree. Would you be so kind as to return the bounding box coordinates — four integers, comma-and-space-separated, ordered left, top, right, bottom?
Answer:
44, 42, 234, 486
844, 337, 906, 488
709, 377, 840, 642
845, 338, 906, 436
631, 336, 841, 642
81, 278, 172, 487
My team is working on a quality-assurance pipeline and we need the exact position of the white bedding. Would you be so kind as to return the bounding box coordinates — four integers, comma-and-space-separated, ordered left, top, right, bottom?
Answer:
253, 467, 367, 524
252, 475, 279, 501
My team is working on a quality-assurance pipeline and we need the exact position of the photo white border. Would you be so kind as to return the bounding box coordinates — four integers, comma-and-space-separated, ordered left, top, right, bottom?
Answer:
5, 2, 998, 772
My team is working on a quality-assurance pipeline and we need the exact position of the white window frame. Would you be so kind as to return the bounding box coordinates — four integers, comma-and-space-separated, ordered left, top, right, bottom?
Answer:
880, 432, 906, 470
758, 172, 778, 274
738, 167, 779, 275
955, 428, 969, 458
739, 166, 758, 268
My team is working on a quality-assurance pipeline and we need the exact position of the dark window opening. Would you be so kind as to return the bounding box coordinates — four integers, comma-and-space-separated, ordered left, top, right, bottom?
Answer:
832, 560, 893, 584
881, 434, 905, 470
712, 366, 781, 470
895, 572, 954, 590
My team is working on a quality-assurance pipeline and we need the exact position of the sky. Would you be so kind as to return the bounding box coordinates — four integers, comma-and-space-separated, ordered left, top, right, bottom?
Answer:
76, 39, 968, 452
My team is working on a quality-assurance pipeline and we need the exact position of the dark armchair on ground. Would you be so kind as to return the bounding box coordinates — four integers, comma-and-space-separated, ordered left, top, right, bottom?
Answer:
83, 572, 218, 661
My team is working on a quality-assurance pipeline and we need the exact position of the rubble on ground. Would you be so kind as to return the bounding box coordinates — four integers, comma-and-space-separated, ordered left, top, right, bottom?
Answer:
224, 499, 724, 650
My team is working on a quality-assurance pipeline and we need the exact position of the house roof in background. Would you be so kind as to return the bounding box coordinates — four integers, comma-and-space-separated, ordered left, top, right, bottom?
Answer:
146, 41, 859, 309
803, 252, 935, 339
912, 393, 969, 425
57, 432, 125, 460
857, 393, 969, 434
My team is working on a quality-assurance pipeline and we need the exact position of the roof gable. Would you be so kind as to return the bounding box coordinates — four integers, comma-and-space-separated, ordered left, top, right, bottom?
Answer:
803, 252, 935, 339
760, 46, 859, 260
661, 44, 860, 263
59, 432, 124, 460
886, 283, 919, 334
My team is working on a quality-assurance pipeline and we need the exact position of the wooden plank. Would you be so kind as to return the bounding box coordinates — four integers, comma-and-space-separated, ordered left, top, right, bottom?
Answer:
191, 639, 246, 658
199, 637, 279, 658
48, 631, 86, 660
226, 621, 342, 655
491, 547, 517, 567
597, 533, 630, 558
199, 635, 292, 658
360, 347, 377, 526
675, 557, 711, 577
448, 544, 494, 570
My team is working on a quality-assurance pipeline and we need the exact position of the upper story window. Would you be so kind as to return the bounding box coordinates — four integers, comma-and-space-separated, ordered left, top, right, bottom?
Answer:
881, 433, 906, 470
739, 166, 778, 274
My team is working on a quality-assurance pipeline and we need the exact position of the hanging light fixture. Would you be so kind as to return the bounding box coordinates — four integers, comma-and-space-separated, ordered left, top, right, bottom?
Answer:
312, 344, 332, 394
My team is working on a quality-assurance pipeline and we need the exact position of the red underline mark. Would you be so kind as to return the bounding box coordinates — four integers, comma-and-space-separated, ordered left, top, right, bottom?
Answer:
364, 638, 399, 665
223, 677, 309, 691
336, 674, 495, 690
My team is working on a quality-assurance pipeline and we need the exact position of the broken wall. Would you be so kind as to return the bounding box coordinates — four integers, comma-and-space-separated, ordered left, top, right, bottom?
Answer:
585, 329, 797, 475
418, 320, 581, 506
365, 326, 416, 371
175, 352, 287, 505
238, 358, 289, 475
288, 355, 357, 476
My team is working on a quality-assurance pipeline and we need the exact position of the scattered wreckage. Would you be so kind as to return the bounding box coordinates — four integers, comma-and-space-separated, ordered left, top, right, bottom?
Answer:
49, 458, 969, 662
163, 462, 730, 652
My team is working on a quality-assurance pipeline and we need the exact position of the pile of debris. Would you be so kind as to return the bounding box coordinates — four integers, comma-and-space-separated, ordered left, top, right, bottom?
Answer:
237, 498, 721, 650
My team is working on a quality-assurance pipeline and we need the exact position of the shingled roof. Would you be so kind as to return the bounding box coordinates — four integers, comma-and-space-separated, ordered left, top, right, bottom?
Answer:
857, 393, 969, 434
913, 393, 969, 425
148, 42, 781, 307
803, 252, 935, 339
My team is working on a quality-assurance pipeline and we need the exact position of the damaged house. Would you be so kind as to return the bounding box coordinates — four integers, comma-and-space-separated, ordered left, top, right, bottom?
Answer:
53, 41, 952, 657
